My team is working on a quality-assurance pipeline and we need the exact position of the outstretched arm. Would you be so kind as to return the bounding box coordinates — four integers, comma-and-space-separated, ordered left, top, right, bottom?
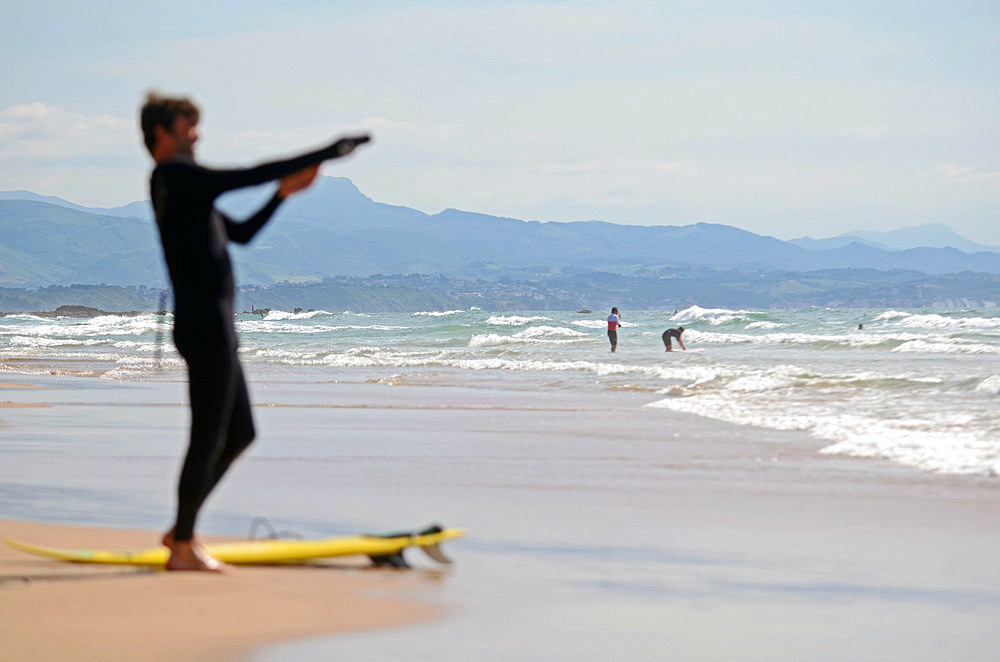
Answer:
223, 165, 321, 244
205, 135, 369, 197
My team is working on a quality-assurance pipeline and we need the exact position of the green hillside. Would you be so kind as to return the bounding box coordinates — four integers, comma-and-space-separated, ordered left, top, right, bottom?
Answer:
0, 200, 163, 286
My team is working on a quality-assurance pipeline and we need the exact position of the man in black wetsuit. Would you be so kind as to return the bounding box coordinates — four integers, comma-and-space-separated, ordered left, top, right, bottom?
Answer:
662, 326, 686, 352
141, 94, 369, 571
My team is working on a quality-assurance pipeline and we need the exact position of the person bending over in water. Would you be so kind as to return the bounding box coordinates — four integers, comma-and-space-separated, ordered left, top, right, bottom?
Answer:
141, 93, 370, 571
607, 307, 622, 352
662, 326, 686, 352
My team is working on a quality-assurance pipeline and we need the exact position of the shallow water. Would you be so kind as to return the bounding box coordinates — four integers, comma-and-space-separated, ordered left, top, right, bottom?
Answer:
3, 305, 998, 475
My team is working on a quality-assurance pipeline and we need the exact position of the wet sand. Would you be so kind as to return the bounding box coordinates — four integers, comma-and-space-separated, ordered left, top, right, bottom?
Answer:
0, 518, 439, 661
0, 381, 47, 408
2, 370, 999, 661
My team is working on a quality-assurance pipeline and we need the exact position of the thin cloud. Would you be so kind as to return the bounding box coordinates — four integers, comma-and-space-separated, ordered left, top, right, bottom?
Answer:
0, 102, 131, 161
927, 163, 1000, 182
821, 124, 960, 139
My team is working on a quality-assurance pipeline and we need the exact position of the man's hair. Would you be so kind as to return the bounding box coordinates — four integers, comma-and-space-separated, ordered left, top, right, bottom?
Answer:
140, 93, 199, 155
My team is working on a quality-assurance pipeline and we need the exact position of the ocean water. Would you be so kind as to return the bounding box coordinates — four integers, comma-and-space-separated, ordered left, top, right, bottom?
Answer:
1, 305, 998, 477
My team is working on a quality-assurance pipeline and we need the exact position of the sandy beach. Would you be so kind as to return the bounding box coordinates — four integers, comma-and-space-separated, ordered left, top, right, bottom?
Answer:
0, 518, 440, 661
2, 369, 999, 660
0, 376, 444, 661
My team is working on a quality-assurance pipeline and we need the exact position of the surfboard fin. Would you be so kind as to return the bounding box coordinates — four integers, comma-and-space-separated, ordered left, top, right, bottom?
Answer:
420, 543, 452, 564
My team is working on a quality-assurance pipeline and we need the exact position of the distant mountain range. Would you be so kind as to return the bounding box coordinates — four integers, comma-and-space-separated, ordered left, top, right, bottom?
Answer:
0, 190, 150, 219
789, 224, 999, 254
1, 177, 999, 291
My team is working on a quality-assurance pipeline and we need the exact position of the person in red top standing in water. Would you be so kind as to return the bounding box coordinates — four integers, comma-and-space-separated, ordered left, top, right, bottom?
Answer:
607, 307, 622, 352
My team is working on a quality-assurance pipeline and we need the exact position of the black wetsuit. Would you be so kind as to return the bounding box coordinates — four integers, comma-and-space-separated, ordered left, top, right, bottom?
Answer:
662, 327, 683, 350
151, 141, 351, 541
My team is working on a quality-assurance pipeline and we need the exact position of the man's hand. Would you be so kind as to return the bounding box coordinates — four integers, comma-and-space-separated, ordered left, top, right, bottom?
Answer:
333, 134, 371, 157
278, 165, 320, 198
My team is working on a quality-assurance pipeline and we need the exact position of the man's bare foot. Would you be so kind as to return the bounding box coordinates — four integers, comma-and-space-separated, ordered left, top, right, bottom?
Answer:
163, 536, 230, 573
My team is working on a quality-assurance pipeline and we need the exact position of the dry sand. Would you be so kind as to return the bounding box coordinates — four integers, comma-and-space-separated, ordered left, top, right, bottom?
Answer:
0, 518, 440, 661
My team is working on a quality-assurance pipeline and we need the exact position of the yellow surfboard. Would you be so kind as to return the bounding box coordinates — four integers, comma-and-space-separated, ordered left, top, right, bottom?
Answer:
4, 525, 463, 568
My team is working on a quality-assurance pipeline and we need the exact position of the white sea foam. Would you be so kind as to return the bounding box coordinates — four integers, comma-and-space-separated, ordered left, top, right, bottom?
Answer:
367, 373, 408, 386
647, 353, 1000, 476
414, 310, 464, 316
746, 321, 784, 330
314, 347, 448, 369
647, 390, 1000, 475
112, 341, 160, 352
689, 329, 931, 349
486, 315, 552, 326
817, 422, 1000, 476
3, 316, 160, 339
893, 339, 1000, 354
440, 357, 700, 380
0, 313, 49, 322
975, 375, 1000, 394
237, 320, 410, 334
247, 347, 309, 361
101, 355, 160, 381
672, 305, 739, 319
875, 310, 911, 321
724, 372, 798, 392
237, 321, 336, 334
262, 309, 332, 320
7, 336, 108, 348
878, 311, 1000, 330
469, 326, 589, 348
670, 305, 757, 325
236, 317, 411, 335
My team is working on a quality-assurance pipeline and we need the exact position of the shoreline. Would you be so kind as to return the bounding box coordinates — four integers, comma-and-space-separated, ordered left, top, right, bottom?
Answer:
0, 517, 442, 661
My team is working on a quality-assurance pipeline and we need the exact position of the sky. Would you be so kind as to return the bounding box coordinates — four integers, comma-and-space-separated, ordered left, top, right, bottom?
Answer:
1, 0, 998, 243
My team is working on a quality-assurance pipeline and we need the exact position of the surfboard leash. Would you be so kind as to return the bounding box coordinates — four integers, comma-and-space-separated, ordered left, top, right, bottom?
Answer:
247, 516, 303, 541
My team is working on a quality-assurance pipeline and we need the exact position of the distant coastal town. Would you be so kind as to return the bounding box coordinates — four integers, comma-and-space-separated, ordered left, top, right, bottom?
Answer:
2, 266, 998, 316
